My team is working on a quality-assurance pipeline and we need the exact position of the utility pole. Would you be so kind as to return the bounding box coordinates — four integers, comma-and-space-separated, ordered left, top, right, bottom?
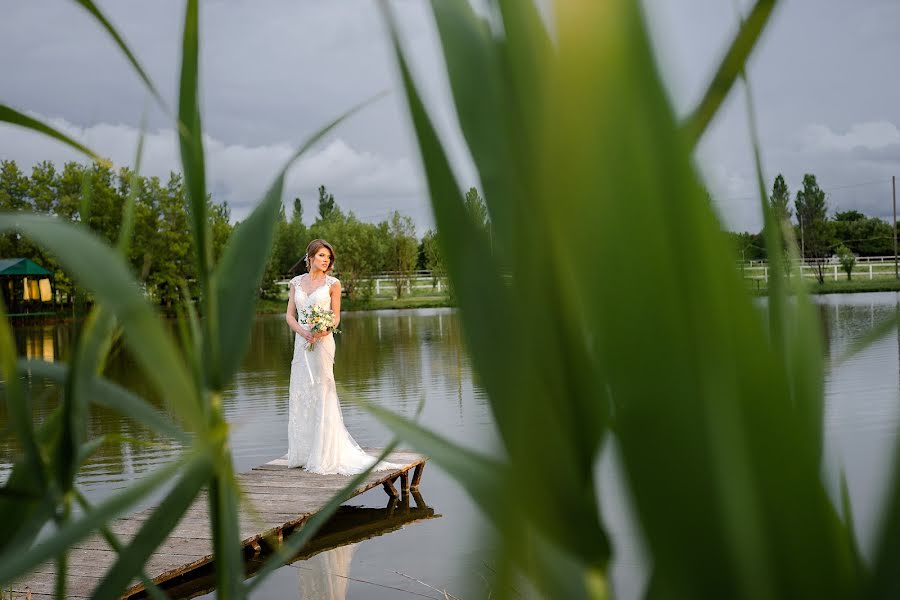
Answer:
894, 175, 898, 279
799, 213, 805, 265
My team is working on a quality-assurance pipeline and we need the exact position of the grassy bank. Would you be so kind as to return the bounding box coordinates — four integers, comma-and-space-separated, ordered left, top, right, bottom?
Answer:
256, 294, 454, 314
746, 277, 900, 296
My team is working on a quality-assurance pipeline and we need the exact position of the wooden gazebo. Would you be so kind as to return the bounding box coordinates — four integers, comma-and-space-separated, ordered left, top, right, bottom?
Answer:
0, 258, 54, 315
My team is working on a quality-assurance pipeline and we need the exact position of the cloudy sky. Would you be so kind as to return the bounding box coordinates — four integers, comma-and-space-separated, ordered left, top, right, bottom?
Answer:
1, 0, 898, 233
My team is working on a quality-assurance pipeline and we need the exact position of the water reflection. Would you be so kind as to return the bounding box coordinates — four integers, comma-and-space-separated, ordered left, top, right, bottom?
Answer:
296, 543, 358, 600
151, 493, 439, 600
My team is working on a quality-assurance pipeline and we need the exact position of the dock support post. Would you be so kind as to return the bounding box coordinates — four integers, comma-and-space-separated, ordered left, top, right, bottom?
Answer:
411, 463, 425, 490
383, 477, 399, 499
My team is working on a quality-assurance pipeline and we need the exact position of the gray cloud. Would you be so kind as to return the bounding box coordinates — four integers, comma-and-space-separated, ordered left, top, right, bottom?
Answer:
2, 1, 898, 235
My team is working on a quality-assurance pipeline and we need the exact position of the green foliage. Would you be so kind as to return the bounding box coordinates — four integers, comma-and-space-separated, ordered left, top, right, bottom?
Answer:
385, 211, 417, 298
422, 228, 446, 283
832, 213, 894, 256
769, 173, 791, 223
728, 231, 766, 262
795, 173, 834, 283
836, 244, 857, 280
316, 184, 339, 222
463, 186, 489, 230
0, 159, 233, 307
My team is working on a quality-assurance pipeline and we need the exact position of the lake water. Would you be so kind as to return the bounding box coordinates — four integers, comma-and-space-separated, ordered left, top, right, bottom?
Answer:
2, 294, 900, 599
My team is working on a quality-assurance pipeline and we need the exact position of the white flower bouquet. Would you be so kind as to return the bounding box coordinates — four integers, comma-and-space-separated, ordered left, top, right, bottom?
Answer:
299, 305, 340, 351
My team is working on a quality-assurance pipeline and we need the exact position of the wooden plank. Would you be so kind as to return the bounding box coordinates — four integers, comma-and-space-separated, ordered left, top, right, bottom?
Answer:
13, 450, 428, 599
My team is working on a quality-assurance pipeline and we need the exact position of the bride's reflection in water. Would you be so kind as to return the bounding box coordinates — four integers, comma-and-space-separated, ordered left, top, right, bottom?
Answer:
296, 543, 359, 600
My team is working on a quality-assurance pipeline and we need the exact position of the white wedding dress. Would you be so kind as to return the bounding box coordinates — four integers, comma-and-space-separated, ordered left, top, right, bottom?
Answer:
285, 273, 398, 474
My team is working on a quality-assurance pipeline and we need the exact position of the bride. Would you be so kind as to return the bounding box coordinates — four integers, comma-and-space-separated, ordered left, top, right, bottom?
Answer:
284, 239, 398, 474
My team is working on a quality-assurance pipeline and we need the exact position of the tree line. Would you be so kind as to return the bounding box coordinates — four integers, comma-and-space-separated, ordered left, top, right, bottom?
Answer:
0, 159, 489, 307
728, 173, 896, 282
0, 159, 231, 307
261, 185, 491, 301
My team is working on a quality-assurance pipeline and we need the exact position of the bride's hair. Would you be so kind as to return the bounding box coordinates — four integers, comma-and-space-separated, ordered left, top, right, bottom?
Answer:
289, 239, 335, 275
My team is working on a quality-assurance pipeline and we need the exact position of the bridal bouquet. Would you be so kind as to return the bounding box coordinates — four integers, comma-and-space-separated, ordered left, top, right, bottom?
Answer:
299, 305, 340, 351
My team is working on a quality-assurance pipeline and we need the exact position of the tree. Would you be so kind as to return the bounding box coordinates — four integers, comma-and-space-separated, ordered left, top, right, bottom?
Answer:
386, 211, 417, 298
794, 173, 833, 283
832, 214, 893, 256
421, 229, 446, 288
0, 160, 30, 258
769, 174, 792, 223
464, 186, 489, 230
260, 204, 289, 297
149, 173, 196, 306
836, 244, 856, 280
316, 185, 339, 223
833, 210, 865, 223
291, 197, 303, 225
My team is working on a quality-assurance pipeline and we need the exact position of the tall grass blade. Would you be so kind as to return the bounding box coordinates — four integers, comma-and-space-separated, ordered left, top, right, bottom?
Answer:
0, 104, 98, 159
72, 0, 170, 114
212, 95, 382, 389
383, 0, 610, 570
0, 214, 203, 429
177, 0, 212, 314
362, 404, 503, 514
429, 0, 516, 259
58, 308, 117, 492
91, 457, 212, 599
73, 490, 169, 600
209, 470, 245, 600
0, 299, 44, 491
681, 0, 778, 147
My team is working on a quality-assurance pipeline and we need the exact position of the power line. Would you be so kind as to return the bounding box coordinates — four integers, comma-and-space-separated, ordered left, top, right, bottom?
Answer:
720, 177, 889, 202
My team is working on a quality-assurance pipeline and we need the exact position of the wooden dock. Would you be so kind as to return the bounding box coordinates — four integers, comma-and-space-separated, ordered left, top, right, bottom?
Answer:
13, 450, 427, 599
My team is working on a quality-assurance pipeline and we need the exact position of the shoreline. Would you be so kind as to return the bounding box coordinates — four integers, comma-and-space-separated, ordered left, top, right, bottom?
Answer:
746, 278, 900, 296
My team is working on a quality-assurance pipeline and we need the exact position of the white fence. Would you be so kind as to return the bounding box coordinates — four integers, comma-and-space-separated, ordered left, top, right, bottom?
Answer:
277, 271, 447, 297
741, 262, 900, 282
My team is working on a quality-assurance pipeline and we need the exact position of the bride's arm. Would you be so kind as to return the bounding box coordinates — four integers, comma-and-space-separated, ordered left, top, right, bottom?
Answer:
286, 285, 312, 340
327, 281, 342, 333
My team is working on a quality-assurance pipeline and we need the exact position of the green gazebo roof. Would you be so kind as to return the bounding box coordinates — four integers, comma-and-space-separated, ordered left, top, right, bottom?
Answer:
0, 258, 52, 277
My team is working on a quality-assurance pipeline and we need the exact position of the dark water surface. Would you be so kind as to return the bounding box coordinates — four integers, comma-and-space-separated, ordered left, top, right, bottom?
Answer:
2, 295, 899, 598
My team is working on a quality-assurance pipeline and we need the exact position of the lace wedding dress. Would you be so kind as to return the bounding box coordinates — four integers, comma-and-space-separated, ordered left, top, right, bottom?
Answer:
285, 273, 398, 475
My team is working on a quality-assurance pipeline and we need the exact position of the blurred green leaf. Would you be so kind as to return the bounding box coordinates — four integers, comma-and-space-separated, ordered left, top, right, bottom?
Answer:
177, 0, 212, 303
58, 308, 117, 492
363, 403, 503, 513
430, 0, 517, 259
91, 456, 212, 598
73, 490, 169, 600
681, 0, 778, 147
0, 214, 202, 429
210, 463, 245, 600
0, 457, 187, 585
383, 0, 611, 570
18, 359, 188, 443
0, 298, 44, 491
0, 104, 98, 159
